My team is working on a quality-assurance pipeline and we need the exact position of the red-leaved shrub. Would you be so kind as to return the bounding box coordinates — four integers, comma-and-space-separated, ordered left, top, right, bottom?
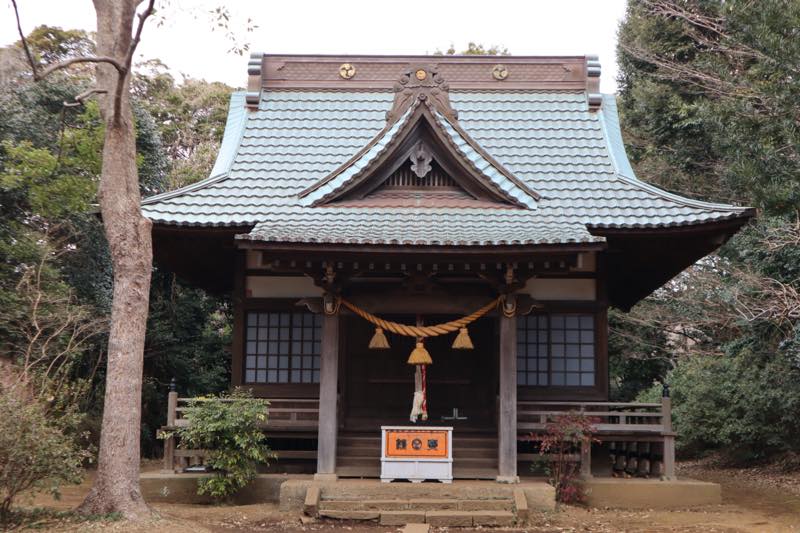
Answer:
531, 412, 599, 504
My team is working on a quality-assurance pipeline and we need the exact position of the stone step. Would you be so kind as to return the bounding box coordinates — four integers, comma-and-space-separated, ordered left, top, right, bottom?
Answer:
318, 509, 516, 528
319, 497, 514, 512
376, 510, 516, 527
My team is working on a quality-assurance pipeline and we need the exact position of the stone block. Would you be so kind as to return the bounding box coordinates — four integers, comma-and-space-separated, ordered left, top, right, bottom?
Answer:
425, 510, 473, 527
521, 482, 556, 511
408, 498, 458, 511
361, 499, 409, 511
304, 485, 320, 516
472, 510, 516, 526
280, 479, 314, 511
458, 498, 512, 511
513, 488, 529, 522
380, 511, 426, 526
401, 524, 430, 533
319, 510, 380, 520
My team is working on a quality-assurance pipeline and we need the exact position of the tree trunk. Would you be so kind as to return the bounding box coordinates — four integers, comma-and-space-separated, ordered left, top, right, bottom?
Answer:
78, 0, 153, 520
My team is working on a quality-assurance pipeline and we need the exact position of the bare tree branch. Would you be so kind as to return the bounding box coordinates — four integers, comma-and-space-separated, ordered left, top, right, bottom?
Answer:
64, 88, 108, 108
38, 56, 126, 79
11, 0, 125, 80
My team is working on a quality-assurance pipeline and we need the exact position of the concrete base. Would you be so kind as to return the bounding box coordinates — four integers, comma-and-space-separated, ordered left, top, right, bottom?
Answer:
579, 478, 722, 509
495, 475, 520, 484
284, 478, 556, 514
140, 472, 308, 505
519, 482, 556, 512
140, 473, 719, 512
313, 473, 338, 482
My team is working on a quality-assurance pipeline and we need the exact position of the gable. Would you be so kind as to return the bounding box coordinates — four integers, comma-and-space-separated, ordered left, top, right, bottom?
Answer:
298, 88, 540, 209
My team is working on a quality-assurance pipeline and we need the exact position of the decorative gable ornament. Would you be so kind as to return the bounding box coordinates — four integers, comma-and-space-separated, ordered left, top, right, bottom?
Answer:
409, 141, 433, 179
386, 65, 458, 125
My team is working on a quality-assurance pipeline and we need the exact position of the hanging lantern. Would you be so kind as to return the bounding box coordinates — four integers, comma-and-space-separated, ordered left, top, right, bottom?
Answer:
407, 340, 433, 365
451, 327, 474, 349
369, 327, 390, 349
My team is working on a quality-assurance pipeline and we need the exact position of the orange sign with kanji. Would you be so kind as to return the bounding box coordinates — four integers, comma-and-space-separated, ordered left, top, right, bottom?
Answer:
385, 429, 449, 459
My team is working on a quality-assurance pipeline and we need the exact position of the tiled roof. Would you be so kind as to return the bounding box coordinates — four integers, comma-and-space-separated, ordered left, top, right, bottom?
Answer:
141, 88, 750, 246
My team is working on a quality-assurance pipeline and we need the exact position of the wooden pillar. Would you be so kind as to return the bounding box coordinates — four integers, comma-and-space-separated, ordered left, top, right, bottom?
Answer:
661, 384, 676, 480
315, 297, 340, 481
230, 250, 245, 387
162, 378, 177, 473
497, 298, 519, 483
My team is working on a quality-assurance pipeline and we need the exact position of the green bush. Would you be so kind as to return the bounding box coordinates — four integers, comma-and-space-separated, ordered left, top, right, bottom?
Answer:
163, 389, 275, 500
637, 347, 800, 461
0, 391, 90, 523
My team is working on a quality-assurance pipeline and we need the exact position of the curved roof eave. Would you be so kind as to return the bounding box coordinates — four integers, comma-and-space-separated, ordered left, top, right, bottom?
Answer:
141, 91, 247, 207
597, 93, 754, 218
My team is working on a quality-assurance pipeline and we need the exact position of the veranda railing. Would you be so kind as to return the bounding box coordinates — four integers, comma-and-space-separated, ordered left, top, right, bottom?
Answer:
517, 390, 676, 479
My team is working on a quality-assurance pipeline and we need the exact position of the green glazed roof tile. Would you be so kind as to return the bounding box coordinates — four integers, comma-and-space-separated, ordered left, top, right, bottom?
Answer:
141, 88, 751, 246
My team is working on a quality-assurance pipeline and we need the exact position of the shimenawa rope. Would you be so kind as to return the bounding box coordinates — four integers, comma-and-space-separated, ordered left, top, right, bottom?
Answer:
338, 296, 500, 338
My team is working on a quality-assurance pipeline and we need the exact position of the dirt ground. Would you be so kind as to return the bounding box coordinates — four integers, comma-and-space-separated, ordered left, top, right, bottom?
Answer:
11, 461, 800, 532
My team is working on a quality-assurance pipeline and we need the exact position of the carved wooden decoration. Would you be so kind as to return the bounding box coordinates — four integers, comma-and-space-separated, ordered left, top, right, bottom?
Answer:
409, 142, 433, 178
386, 64, 458, 125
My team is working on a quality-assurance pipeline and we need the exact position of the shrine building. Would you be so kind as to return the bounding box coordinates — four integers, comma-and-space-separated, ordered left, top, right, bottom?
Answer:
145, 54, 753, 483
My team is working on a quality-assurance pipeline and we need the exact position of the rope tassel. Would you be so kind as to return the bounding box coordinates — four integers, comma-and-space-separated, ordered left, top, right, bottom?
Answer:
452, 327, 474, 349
407, 341, 433, 365
369, 327, 390, 349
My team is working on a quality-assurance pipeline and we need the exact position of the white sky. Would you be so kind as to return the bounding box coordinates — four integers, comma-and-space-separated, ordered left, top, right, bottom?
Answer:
2, 0, 627, 93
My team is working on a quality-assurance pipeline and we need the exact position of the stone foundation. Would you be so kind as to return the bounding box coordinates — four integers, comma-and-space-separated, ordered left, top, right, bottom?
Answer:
579, 478, 722, 509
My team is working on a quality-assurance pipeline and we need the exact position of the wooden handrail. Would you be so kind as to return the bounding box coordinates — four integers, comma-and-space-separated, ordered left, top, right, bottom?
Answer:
176, 397, 319, 403
518, 401, 662, 408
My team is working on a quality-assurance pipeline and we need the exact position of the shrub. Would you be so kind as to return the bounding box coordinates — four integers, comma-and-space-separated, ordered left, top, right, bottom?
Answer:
161, 388, 275, 500
0, 391, 90, 523
531, 412, 598, 504
637, 347, 800, 462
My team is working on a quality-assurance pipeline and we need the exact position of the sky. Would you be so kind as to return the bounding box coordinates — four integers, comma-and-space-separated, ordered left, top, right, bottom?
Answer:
1, 0, 627, 93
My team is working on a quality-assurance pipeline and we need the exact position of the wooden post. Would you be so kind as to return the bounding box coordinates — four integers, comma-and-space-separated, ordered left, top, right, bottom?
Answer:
162, 378, 177, 473
315, 297, 340, 481
497, 297, 518, 483
580, 438, 593, 478
661, 383, 676, 480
